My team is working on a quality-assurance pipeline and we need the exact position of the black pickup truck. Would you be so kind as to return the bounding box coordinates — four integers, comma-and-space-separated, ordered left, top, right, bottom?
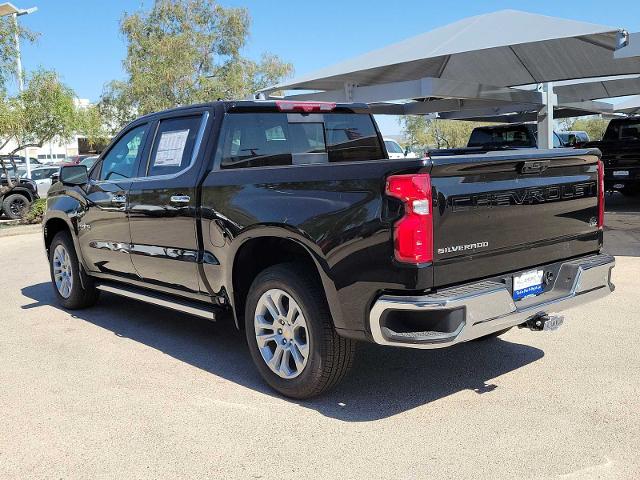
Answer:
585, 116, 640, 196
43, 100, 615, 398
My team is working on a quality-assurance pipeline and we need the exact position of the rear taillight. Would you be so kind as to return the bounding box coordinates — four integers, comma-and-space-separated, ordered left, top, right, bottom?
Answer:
385, 173, 433, 264
597, 160, 605, 229
275, 101, 336, 113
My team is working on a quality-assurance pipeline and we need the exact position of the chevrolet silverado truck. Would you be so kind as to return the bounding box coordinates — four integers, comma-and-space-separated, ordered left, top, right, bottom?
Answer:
43, 100, 615, 399
585, 116, 640, 196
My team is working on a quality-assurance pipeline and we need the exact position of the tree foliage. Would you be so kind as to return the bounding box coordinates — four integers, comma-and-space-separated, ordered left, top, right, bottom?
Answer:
400, 116, 495, 149
101, 0, 293, 129
75, 104, 111, 150
0, 16, 38, 93
563, 116, 610, 141
0, 70, 77, 193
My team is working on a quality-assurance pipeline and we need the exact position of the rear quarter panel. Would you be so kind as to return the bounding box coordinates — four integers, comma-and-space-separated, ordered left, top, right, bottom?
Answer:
200, 159, 432, 332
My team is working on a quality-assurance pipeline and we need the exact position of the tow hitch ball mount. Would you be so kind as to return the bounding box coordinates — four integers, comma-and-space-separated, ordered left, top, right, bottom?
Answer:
520, 313, 565, 331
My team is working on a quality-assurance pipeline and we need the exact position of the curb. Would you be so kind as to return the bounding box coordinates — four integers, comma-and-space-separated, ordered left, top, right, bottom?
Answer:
0, 224, 42, 238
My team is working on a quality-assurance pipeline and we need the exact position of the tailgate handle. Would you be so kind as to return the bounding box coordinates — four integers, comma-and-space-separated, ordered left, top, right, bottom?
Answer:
520, 160, 550, 174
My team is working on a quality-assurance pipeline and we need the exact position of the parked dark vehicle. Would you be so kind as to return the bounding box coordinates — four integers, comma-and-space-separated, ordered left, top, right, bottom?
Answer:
429, 123, 565, 156
585, 116, 640, 196
43, 101, 615, 398
0, 176, 39, 219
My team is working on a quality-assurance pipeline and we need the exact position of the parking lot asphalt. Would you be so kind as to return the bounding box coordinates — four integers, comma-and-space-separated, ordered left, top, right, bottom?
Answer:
1, 194, 639, 479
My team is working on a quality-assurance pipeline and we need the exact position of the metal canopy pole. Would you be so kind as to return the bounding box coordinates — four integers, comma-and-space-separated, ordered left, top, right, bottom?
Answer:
537, 82, 557, 149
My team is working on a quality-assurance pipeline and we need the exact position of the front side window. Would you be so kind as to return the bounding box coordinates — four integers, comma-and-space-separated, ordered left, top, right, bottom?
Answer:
30, 170, 47, 180
99, 124, 148, 181
146, 115, 202, 177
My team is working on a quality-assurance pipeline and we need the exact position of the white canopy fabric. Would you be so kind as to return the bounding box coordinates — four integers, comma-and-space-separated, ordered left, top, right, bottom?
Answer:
613, 96, 640, 115
265, 10, 638, 94
555, 76, 640, 102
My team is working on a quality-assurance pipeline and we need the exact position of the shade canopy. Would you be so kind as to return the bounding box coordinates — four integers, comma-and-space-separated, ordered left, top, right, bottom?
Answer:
613, 96, 640, 115
554, 76, 640, 102
264, 10, 638, 95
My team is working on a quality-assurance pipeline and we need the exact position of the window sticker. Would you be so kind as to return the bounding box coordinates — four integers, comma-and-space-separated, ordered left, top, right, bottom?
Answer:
154, 129, 189, 167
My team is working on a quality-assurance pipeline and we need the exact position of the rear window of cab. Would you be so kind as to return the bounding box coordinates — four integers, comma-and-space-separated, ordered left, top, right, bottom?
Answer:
218, 113, 385, 169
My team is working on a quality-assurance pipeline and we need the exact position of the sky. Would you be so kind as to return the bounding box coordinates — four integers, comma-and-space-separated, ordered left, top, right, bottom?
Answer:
11, 0, 640, 135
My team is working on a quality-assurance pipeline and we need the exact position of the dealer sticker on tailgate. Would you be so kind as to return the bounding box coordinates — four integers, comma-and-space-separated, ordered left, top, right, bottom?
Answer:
513, 269, 544, 300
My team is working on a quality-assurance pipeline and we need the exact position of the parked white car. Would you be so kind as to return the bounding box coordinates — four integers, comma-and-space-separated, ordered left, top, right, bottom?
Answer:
22, 166, 60, 197
384, 138, 417, 159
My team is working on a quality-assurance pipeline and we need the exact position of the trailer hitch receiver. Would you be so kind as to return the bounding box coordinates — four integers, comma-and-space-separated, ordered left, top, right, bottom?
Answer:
521, 313, 565, 331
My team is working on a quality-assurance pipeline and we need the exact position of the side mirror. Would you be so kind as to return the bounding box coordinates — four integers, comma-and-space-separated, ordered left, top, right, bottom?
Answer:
59, 165, 88, 185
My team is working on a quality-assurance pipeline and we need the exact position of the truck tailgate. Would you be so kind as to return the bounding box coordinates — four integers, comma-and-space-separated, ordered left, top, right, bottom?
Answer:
429, 149, 602, 287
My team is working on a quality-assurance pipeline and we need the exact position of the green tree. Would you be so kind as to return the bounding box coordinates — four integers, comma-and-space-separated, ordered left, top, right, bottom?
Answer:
400, 116, 494, 149
0, 15, 37, 93
102, 0, 293, 129
0, 70, 77, 194
566, 116, 610, 141
75, 104, 111, 150
400, 115, 432, 147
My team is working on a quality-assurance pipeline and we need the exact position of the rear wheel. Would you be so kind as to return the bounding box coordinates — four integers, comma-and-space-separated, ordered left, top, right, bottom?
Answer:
244, 263, 355, 399
49, 231, 99, 309
2, 193, 30, 219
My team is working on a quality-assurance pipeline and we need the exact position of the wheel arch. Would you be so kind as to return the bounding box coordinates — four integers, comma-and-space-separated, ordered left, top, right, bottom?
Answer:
3, 187, 36, 202
228, 230, 343, 331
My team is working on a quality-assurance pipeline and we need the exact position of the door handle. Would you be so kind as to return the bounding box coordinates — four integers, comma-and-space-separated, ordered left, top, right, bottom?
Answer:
170, 195, 191, 203
112, 194, 127, 204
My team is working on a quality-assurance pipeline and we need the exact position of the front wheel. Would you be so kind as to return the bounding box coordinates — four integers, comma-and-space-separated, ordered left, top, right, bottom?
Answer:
244, 264, 355, 399
49, 231, 99, 309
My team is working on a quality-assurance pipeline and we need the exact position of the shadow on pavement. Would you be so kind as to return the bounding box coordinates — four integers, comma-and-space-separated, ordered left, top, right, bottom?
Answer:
22, 281, 544, 422
603, 192, 640, 257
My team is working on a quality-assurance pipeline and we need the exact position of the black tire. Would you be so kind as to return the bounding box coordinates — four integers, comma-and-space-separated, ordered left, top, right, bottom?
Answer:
473, 327, 512, 341
48, 231, 99, 309
2, 193, 30, 220
244, 263, 355, 399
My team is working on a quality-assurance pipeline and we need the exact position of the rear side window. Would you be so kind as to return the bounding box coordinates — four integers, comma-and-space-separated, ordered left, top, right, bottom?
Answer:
220, 114, 292, 169
324, 114, 384, 162
219, 112, 383, 169
146, 115, 202, 176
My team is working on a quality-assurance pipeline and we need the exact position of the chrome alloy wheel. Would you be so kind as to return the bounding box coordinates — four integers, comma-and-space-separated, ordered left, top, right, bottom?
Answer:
254, 288, 309, 379
53, 244, 73, 298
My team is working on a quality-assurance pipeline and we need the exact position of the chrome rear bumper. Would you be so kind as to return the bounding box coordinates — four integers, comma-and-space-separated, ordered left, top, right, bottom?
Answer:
369, 254, 615, 349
